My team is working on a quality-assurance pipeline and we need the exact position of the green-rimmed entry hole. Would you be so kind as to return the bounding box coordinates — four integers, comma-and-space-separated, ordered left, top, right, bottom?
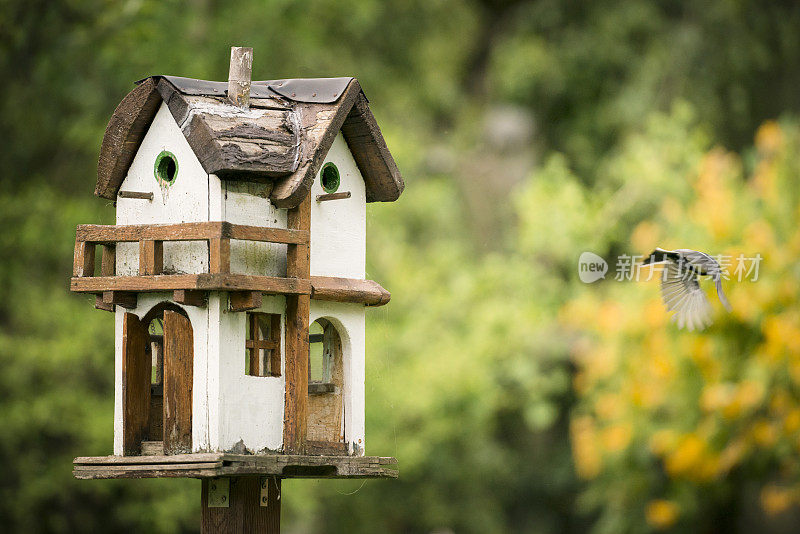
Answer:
154, 151, 178, 185
320, 162, 340, 193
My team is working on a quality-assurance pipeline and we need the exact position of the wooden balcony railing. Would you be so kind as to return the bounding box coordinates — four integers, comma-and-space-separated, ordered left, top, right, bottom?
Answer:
71, 221, 389, 311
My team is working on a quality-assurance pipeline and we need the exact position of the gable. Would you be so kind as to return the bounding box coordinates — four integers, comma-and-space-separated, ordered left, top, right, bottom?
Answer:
116, 102, 209, 225
96, 76, 404, 208
310, 133, 366, 279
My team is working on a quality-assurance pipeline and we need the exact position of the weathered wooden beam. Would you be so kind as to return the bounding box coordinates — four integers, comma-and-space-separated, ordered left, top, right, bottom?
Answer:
95, 245, 117, 312
229, 291, 262, 312
95, 295, 114, 312
222, 222, 309, 245
73, 453, 398, 480
315, 191, 351, 202
77, 222, 308, 245
77, 222, 225, 243
283, 194, 311, 454
71, 274, 311, 295
103, 291, 137, 309
310, 276, 390, 306
173, 289, 207, 307
73, 240, 95, 277
209, 238, 231, 274
139, 240, 163, 275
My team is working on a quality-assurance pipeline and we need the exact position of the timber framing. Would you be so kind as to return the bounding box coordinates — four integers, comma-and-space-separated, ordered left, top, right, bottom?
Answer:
73, 453, 398, 480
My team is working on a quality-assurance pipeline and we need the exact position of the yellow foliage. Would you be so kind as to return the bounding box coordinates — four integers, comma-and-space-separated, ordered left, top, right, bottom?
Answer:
665, 434, 707, 480
755, 120, 783, 156
571, 416, 602, 479
783, 409, 800, 434
649, 429, 677, 455
645, 499, 680, 529
751, 419, 778, 447
562, 118, 800, 523
601, 423, 633, 453
760, 485, 795, 516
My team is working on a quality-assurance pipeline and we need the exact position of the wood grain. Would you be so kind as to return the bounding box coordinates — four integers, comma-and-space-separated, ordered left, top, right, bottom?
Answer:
76, 222, 308, 245
201, 476, 280, 534
71, 273, 311, 295
73, 240, 95, 277
315, 191, 351, 202
138, 240, 163, 275
341, 91, 404, 202
173, 289, 207, 307
308, 319, 344, 449
227, 46, 253, 109
73, 453, 398, 479
163, 310, 193, 455
102, 291, 137, 309
94, 245, 116, 312
230, 291, 262, 312
122, 313, 150, 455
310, 276, 391, 306
96, 77, 162, 200
209, 238, 231, 274
283, 194, 311, 453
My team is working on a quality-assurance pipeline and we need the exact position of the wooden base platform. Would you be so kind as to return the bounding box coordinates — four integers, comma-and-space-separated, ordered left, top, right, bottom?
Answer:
73, 453, 398, 480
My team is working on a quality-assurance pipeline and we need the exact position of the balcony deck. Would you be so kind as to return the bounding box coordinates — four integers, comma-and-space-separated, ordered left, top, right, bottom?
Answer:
73, 453, 398, 480
71, 222, 389, 309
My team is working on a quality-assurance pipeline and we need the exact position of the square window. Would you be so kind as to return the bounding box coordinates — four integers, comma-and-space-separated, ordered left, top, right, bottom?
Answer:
245, 312, 281, 377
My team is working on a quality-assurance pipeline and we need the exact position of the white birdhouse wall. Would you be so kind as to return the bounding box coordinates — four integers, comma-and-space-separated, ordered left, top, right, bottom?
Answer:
109, 108, 369, 456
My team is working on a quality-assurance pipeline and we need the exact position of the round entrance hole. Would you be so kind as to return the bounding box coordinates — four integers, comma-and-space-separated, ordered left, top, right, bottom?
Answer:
154, 151, 178, 185
320, 162, 340, 194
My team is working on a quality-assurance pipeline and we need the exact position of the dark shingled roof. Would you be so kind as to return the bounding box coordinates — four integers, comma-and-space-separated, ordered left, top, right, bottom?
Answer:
96, 76, 404, 208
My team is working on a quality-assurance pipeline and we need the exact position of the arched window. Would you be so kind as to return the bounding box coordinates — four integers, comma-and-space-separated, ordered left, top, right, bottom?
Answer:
308, 318, 340, 395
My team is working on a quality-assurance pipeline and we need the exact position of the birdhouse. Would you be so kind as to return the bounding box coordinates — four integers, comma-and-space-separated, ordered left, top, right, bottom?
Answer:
71, 47, 401, 497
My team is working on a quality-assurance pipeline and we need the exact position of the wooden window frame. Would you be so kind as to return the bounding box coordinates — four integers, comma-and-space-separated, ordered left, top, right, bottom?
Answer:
246, 312, 281, 377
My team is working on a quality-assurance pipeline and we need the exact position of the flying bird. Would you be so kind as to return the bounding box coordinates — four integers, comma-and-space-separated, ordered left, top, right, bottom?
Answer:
642, 248, 732, 331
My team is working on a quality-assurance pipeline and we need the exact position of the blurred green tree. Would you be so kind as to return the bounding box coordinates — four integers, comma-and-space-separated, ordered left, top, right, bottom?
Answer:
2, 0, 800, 532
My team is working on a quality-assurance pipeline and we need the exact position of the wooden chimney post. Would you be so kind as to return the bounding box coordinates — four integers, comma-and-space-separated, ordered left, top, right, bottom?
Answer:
227, 46, 253, 109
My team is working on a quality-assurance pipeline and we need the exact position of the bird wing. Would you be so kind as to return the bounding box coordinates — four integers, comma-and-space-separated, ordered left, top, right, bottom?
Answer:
674, 249, 732, 310
715, 278, 733, 312
642, 248, 681, 265
660, 261, 713, 331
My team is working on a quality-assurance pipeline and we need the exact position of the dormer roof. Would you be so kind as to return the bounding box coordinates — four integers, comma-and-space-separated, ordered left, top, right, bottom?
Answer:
96, 75, 404, 208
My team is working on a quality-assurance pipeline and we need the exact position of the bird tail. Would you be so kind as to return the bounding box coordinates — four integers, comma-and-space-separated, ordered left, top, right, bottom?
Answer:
715, 278, 733, 312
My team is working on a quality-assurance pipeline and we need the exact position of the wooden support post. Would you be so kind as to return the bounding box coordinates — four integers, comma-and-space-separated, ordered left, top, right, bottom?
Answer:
230, 291, 263, 312
173, 289, 207, 307
95, 245, 116, 312
210, 238, 231, 274
283, 195, 311, 454
201, 476, 280, 533
73, 240, 95, 277
139, 240, 163, 275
